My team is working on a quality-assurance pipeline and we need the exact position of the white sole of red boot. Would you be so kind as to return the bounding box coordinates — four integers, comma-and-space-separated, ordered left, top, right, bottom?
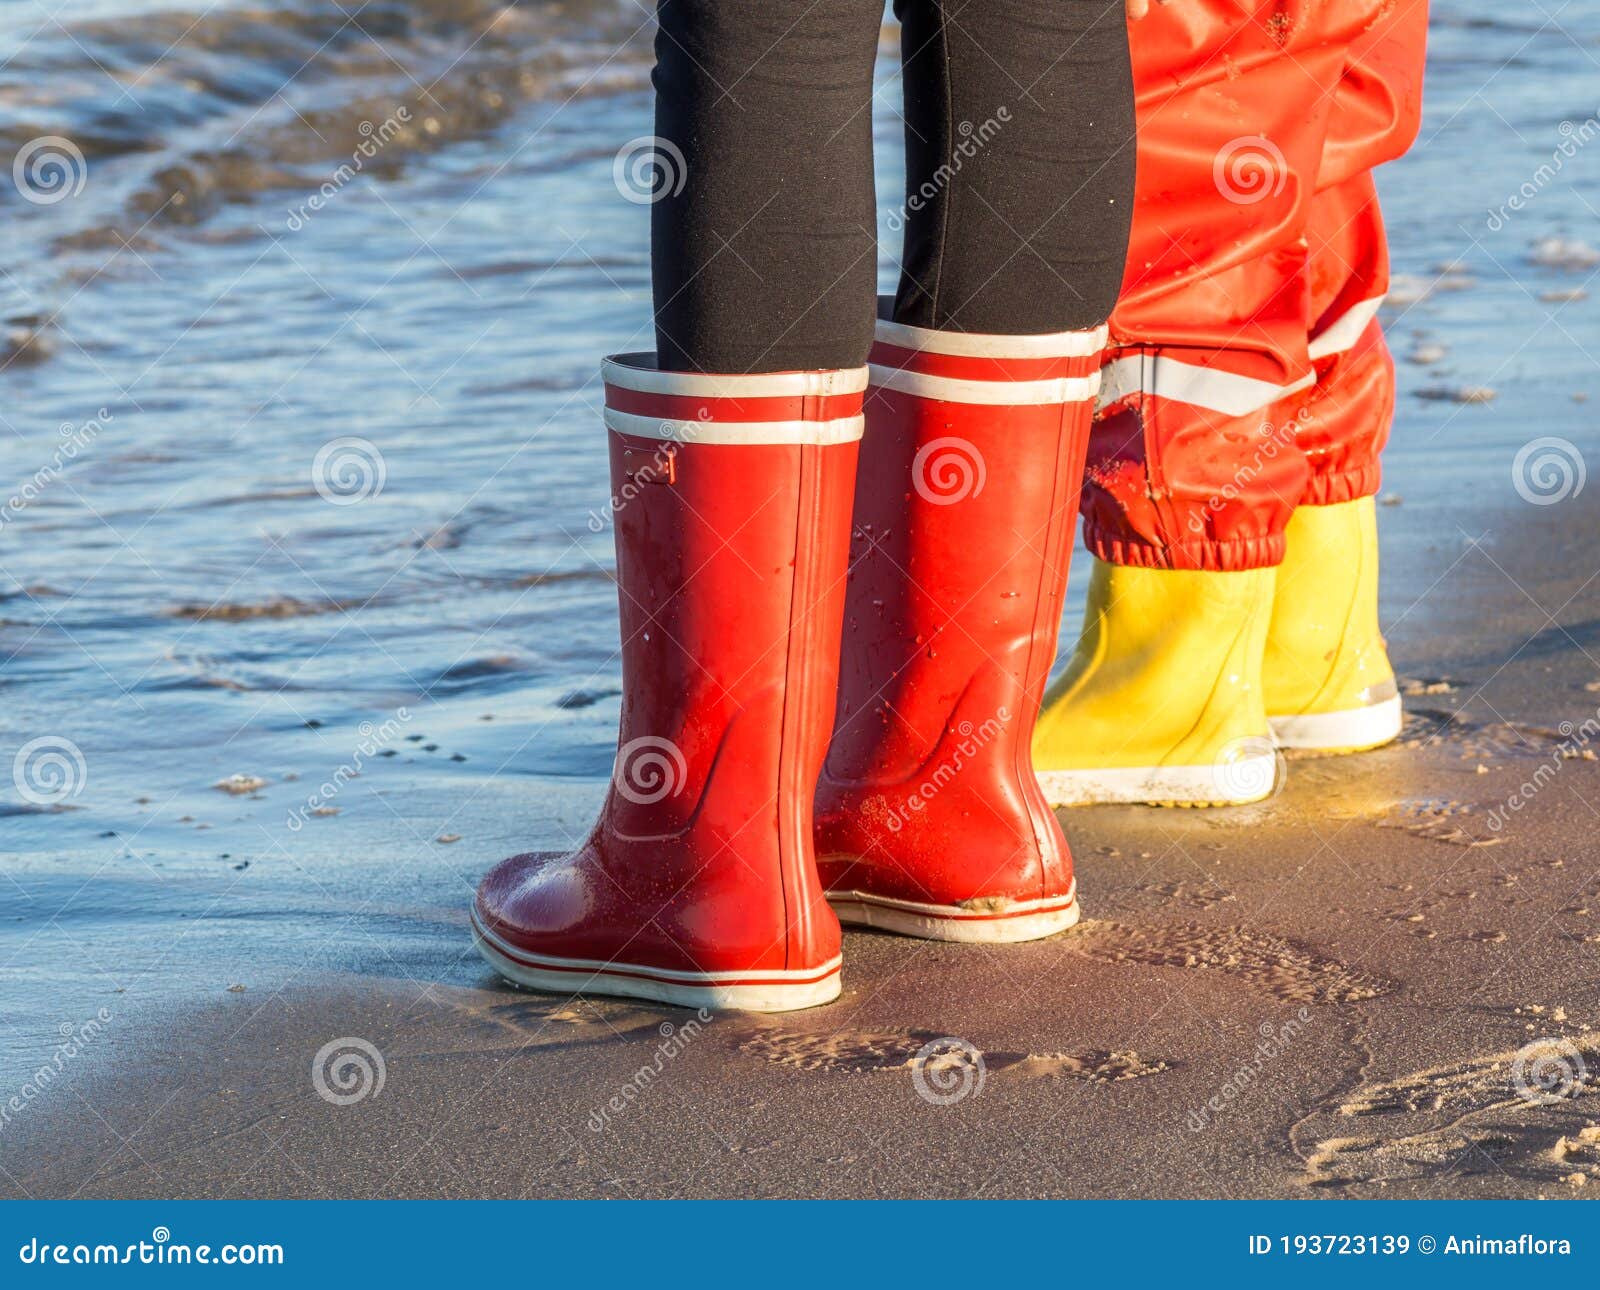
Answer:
1269, 695, 1403, 753
1037, 751, 1281, 808
471, 913, 842, 1013
826, 885, 1080, 944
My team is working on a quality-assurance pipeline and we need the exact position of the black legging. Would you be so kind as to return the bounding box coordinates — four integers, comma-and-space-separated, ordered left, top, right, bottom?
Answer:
651, 0, 1136, 373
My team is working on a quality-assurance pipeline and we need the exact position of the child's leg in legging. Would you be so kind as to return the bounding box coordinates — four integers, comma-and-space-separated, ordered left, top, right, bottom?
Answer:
892, 0, 1135, 334
650, 0, 885, 374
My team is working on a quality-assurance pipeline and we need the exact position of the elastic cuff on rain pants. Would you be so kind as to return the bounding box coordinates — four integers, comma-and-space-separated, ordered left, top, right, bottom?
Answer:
1083, 527, 1285, 573
1300, 464, 1382, 508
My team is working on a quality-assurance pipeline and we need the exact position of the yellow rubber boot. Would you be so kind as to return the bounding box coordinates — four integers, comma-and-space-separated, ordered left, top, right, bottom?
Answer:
1034, 560, 1279, 807
1263, 497, 1402, 753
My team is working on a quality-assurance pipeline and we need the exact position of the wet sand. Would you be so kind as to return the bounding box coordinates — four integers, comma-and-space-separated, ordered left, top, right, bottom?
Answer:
8, 480, 1600, 1199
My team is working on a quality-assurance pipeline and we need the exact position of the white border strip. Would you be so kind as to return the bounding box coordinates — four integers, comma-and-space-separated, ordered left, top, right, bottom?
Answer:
1096, 295, 1388, 417
874, 317, 1108, 358
1269, 694, 1402, 751
869, 365, 1101, 406
603, 408, 864, 446
1037, 754, 1279, 807
474, 914, 844, 985
601, 354, 869, 399
1097, 353, 1317, 418
829, 892, 1079, 944
826, 881, 1076, 920
1307, 294, 1386, 361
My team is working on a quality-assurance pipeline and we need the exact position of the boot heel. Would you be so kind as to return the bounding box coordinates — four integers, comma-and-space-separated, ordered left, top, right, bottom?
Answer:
827, 885, 1080, 944
472, 913, 842, 1012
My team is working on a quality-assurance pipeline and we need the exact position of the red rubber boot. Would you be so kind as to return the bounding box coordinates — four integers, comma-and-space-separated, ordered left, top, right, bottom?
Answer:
473, 355, 866, 1011
814, 307, 1104, 942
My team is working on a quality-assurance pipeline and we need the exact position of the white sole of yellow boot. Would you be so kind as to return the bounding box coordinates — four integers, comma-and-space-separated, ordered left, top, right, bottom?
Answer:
1037, 752, 1281, 808
1269, 695, 1403, 753
471, 913, 842, 1013
827, 885, 1080, 943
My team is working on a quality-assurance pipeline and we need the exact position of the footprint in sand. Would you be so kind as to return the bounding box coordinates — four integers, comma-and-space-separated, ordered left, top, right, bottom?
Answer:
740, 1029, 1170, 1086
1400, 707, 1600, 765
1375, 797, 1502, 849
1126, 879, 1237, 912
444, 994, 677, 1049
1300, 1036, 1600, 1189
1063, 921, 1392, 1006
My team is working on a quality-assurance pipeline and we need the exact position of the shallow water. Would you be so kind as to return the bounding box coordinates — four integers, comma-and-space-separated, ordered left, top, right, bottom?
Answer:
2, 2, 1598, 1085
